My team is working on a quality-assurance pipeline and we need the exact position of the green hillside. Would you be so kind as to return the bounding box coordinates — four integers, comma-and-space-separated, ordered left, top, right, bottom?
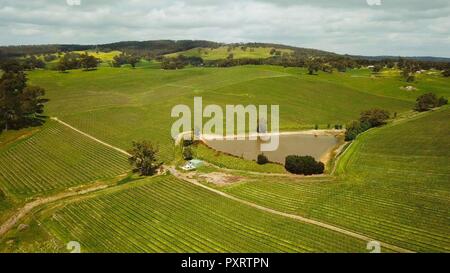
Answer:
165, 46, 293, 60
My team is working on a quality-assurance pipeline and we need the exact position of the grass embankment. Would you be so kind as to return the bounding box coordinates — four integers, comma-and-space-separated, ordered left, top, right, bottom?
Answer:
195, 144, 287, 174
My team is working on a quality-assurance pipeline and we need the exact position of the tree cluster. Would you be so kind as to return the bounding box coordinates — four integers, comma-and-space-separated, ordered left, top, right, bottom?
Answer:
0, 60, 48, 132
414, 93, 448, 112
161, 55, 205, 70
22, 56, 46, 70
112, 53, 141, 68
285, 155, 325, 175
345, 108, 390, 141
56, 52, 100, 72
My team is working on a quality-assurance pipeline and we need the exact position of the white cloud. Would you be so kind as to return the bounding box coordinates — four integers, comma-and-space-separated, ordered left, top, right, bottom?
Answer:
0, 0, 449, 57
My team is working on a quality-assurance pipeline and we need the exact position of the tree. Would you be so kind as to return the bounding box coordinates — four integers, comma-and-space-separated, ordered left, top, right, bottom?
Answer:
128, 141, 161, 176
305, 58, 320, 75
257, 154, 269, 165
19, 86, 48, 118
402, 62, 417, 82
0, 62, 47, 132
1, 60, 23, 73
56, 61, 68, 73
80, 53, 100, 71
321, 63, 333, 73
414, 93, 447, 112
345, 120, 371, 141
371, 65, 382, 74
56, 52, 81, 72
44, 54, 57, 62
360, 108, 390, 127
127, 55, 140, 68
438, 96, 448, 107
285, 155, 324, 175
22, 56, 45, 70
183, 146, 194, 161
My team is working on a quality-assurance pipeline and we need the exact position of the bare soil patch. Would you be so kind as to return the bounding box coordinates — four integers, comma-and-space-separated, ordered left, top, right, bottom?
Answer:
198, 172, 244, 186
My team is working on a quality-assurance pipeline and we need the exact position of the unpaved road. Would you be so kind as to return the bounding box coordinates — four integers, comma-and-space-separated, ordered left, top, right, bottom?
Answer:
169, 167, 414, 253
0, 184, 108, 238
51, 117, 131, 157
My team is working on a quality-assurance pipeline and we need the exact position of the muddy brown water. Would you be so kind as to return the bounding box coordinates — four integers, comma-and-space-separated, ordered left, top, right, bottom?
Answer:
203, 132, 343, 164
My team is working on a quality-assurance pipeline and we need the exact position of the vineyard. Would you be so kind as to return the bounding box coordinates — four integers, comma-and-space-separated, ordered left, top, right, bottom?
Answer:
0, 62, 449, 253
222, 109, 450, 252
0, 121, 129, 197
42, 175, 370, 253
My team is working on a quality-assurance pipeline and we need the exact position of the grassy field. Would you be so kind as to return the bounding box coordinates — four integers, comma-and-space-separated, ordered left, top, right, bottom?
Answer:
220, 108, 450, 252
165, 46, 293, 60
72, 50, 122, 62
24, 175, 370, 253
195, 143, 287, 173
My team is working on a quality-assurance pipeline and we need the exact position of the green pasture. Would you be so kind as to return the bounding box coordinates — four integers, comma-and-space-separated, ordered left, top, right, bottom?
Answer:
165, 46, 293, 60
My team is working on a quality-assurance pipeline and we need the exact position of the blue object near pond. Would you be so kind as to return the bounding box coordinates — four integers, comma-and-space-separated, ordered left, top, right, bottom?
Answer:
189, 159, 204, 168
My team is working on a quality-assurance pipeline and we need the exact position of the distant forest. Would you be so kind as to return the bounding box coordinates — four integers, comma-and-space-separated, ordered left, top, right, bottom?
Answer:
1, 40, 449, 72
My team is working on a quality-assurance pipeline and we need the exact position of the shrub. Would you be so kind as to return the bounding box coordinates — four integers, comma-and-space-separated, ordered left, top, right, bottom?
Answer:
183, 147, 194, 161
345, 108, 393, 141
345, 120, 371, 141
414, 93, 447, 112
128, 141, 161, 176
360, 108, 390, 127
257, 154, 269, 165
438, 96, 448, 107
285, 155, 325, 175
442, 69, 450, 77
182, 138, 194, 147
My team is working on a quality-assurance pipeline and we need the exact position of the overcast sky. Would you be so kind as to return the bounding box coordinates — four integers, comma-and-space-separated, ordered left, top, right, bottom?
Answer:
0, 0, 449, 57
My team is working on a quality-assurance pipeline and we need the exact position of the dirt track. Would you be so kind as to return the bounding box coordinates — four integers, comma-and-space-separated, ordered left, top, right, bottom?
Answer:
168, 167, 414, 253
0, 184, 108, 238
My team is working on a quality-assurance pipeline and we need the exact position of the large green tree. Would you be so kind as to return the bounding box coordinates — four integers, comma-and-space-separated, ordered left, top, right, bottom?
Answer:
360, 108, 390, 127
80, 53, 100, 70
0, 60, 47, 132
305, 58, 321, 75
128, 141, 161, 176
414, 93, 448, 112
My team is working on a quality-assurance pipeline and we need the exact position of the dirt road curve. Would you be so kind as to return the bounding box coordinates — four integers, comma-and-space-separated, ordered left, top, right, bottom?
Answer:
0, 184, 108, 238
